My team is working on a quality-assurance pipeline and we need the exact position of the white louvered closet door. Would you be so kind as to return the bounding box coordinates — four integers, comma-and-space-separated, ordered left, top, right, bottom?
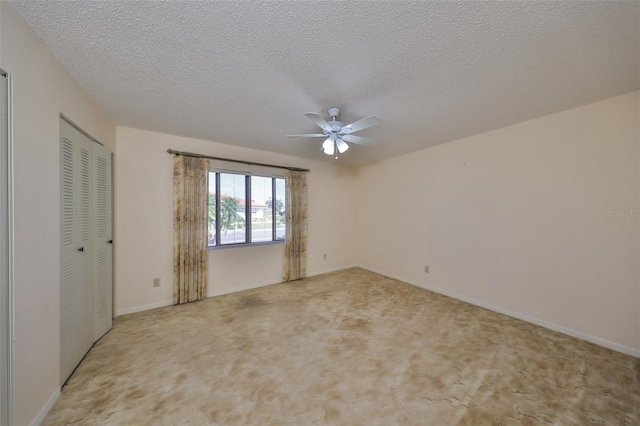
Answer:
60, 129, 76, 384
93, 143, 113, 341
60, 119, 112, 384
0, 70, 11, 426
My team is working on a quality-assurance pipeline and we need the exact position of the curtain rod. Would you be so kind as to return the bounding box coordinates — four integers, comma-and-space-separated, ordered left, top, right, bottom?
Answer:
167, 149, 310, 173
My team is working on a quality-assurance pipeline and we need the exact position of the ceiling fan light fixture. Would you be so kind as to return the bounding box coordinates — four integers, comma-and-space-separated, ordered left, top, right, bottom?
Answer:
336, 138, 349, 153
322, 138, 335, 155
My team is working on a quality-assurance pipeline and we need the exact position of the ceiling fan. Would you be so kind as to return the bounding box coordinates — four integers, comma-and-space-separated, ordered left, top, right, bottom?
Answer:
287, 107, 381, 159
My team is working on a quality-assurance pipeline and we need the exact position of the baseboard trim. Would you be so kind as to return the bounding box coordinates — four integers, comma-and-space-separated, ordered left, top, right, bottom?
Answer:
358, 265, 640, 358
115, 300, 173, 316
116, 265, 359, 316
207, 279, 281, 298
116, 282, 285, 316
30, 386, 60, 426
307, 264, 359, 278
206, 265, 359, 297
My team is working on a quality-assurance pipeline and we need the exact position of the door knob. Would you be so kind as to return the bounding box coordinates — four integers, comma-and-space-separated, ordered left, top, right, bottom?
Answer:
78, 247, 84, 252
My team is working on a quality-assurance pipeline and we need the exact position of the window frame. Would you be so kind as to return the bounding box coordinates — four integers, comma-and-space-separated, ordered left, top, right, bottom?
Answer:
208, 170, 285, 249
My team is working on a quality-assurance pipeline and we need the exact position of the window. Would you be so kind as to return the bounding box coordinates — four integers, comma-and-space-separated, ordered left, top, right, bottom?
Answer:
208, 171, 286, 247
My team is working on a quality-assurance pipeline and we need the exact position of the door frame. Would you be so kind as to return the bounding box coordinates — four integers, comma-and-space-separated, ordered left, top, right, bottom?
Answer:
1, 68, 14, 426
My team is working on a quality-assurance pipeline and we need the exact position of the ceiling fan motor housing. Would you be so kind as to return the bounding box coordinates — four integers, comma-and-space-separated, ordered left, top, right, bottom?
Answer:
328, 120, 344, 131
326, 107, 343, 132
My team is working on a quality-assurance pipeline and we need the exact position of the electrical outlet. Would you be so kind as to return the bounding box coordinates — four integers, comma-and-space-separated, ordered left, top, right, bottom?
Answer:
153, 278, 161, 287
323, 254, 327, 260
424, 266, 429, 273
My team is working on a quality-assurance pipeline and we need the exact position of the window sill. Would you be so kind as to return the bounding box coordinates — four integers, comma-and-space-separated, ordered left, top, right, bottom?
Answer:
208, 240, 285, 250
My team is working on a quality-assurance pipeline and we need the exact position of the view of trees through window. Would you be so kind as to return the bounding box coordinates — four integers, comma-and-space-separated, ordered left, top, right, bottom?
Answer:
208, 172, 285, 247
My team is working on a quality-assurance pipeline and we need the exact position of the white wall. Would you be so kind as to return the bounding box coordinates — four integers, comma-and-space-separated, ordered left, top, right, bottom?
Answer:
2, 1, 639, 420
114, 127, 358, 315
356, 91, 640, 355
0, 4, 116, 424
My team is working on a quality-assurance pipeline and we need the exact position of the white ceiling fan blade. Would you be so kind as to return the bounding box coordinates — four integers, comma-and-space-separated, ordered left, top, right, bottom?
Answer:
335, 138, 349, 153
340, 134, 374, 145
305, 112, 333, 132
341, 115, 382, 134
286, 133, 326, 138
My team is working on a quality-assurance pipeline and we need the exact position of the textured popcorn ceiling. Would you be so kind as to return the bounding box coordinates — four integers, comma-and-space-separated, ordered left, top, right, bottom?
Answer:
11, 1, 640, 166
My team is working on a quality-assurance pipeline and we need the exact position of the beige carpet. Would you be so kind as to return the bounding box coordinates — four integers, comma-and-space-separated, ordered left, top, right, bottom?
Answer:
45, 268, 639, 425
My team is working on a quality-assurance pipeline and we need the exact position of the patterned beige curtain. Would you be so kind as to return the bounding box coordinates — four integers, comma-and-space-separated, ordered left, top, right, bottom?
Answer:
173, 155, 209, 304
283, 170, 308, 281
